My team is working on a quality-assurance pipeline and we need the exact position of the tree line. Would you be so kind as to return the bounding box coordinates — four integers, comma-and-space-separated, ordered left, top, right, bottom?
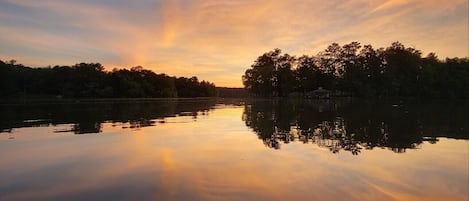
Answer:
0, 61, 218, 98
243, 41, 469, 98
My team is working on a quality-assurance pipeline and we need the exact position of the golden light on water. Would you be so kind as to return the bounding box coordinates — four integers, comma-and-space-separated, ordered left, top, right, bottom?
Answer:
1, 105, 467, 201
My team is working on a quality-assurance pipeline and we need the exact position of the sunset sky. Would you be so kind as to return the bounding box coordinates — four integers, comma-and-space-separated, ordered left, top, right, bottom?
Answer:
0, 0, 467, 87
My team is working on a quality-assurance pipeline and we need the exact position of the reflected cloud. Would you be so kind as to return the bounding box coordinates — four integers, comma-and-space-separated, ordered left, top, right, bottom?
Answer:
0, 102, 467, 201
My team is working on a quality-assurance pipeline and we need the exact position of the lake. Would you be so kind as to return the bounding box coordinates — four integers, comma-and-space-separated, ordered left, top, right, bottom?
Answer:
0, 99, 468, 201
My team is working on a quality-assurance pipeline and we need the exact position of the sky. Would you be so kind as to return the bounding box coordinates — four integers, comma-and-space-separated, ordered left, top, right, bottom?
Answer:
0, 0, 468, 87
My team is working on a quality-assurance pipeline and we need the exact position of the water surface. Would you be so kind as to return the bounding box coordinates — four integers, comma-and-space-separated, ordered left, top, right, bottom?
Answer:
0, 99, 468, 201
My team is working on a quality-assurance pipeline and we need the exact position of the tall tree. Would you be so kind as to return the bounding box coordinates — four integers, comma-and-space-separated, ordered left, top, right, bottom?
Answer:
274, 53, 296, 97
295, 55, 320, 93
382, 42, 422, 96
242, 49, 279, 96
339, 42, 363, 94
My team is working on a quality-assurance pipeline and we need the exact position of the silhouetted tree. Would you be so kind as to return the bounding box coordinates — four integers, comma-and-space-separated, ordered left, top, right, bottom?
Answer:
295, 55, 320, 93
357, 45, 386, 96
243, 41, 469, 98
242, 49, 296, 97
175, 76, 217, 97
243, 49, 279, 96
274, 53, 296, 97
0, 62, 217, 98
382, 42, 422, 96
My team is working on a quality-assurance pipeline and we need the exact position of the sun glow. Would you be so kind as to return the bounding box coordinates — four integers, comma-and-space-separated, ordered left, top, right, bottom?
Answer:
0, 0, 467, 87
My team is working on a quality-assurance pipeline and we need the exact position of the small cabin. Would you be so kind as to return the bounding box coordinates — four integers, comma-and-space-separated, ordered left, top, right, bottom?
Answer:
308, 87, 331, 99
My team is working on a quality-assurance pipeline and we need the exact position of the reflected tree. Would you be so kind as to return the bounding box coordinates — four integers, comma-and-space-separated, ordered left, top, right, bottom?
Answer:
243, 100, 468, 154
0, 100, 217, 134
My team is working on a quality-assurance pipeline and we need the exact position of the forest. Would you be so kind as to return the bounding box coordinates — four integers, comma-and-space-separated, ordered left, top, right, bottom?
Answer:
0, 61, 218, 98
2, 41, 468, 99
243, 41, 469, 98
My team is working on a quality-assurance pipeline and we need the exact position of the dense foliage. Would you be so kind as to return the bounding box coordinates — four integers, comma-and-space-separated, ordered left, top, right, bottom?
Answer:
0, 61, 217, 98
243, 42, 469, 98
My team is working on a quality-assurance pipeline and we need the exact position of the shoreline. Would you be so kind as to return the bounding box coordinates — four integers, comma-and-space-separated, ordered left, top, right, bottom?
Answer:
0, 97, 219, 105
1, 96, 467, 105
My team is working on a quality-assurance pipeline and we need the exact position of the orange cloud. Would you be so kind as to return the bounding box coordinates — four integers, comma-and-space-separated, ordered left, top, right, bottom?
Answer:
0, 0, 467, 87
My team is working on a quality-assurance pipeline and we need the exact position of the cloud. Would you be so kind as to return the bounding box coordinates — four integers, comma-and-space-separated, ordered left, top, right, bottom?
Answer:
369, 0, 411, 14
0, 0, 467, 87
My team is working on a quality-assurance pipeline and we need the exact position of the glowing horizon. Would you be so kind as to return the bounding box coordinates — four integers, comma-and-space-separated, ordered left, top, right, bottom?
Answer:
0, 0, 467, 87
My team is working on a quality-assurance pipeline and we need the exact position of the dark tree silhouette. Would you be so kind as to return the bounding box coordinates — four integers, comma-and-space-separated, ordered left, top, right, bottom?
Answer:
243, 41, 469, 98
295, 55, 320, 93
0, 62, 217, 98
242, 49, 296, 97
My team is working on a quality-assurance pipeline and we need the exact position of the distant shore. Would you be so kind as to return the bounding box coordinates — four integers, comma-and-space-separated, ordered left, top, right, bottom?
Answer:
0, 97, 219, 105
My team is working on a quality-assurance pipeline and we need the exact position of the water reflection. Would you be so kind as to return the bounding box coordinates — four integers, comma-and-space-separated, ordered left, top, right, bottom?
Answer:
243, 99, 468, 154
0, 99, 467, 201
1, 99, 468, 153
0, 100, 217, 134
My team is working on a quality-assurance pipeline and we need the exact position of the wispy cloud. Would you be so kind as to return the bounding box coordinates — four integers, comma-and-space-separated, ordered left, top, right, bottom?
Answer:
369, 0, 411, 14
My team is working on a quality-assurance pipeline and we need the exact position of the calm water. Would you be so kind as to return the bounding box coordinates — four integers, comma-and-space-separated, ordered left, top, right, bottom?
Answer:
0, 99, 468, 201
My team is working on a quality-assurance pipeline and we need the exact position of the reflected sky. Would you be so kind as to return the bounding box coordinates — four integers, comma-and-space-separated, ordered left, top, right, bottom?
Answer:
0, 100, 468, 201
